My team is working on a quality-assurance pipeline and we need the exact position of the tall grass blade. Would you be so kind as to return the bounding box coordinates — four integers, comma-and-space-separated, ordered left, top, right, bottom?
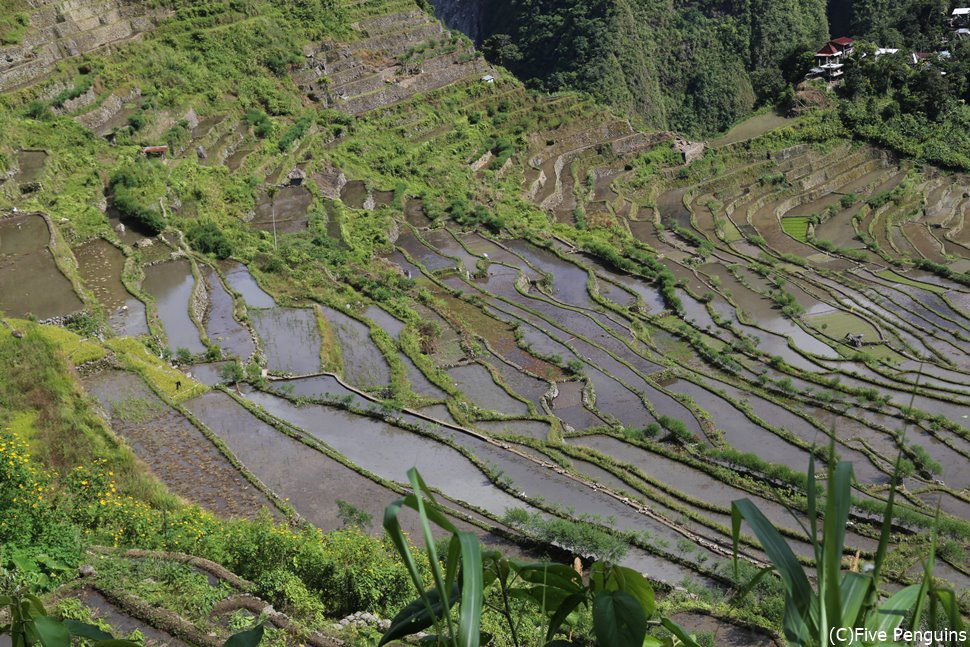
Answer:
822, 461, 853, 640
456, 532, 484, 647
731, 499, 813, 614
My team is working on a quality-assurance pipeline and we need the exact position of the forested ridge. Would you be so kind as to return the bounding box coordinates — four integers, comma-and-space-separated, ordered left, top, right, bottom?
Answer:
459, 0, 970, 139
470, 0, 829, 135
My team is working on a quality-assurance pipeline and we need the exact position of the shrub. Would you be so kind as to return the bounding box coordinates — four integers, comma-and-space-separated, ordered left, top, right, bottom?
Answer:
187, 221, 233, 259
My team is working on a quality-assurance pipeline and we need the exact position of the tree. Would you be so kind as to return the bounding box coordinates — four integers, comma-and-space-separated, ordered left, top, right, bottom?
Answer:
219, 361, 245, 385
482, 34, 522, 67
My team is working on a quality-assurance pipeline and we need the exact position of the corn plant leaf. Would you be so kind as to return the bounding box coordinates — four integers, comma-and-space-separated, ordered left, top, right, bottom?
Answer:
782, 593, 813, 647
63, 620, 115, 642
456, 531, 483, 647
732, 498, 813, 616
223, 623, 264, 647
822, 461, 853, 635
380, 586, 458, 646
866, 585, 921, 635
383, 496, 439, 638
839, 571, 871, 627
33, 617, 71, 647
591, 590, 647, 647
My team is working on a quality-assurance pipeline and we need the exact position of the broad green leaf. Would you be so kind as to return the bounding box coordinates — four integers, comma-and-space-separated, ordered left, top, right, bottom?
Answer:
660, 617, 702, 647
513, 563, 583, 593
591, 590, 647, 647
545, 591, 587, 642
11, 556, 38, 574
866, 585, 920, 634
608, 566, 655, 617
732, 499, 813, 617
24, 594, 47, 617
63, 620, 114, 641
456, 531, 483, 647
223, 623, 264, 647
33, 617, 71, 647
90, 641, 145, 647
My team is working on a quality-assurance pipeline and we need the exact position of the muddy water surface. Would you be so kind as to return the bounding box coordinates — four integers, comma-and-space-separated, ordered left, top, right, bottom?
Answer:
142, 259, 206, 354
447, 363, 530, 416
340, 180, 368, 209
0, 214, 82, 319
250, 307, 320, 374
16, 150, 47, 184
245, 391, 527, 514
74, 238, 148, 336
84, 370, 273, 517
223, 263, 276, 308
251, 186, 312, 233
203, 267, 254, 359
323, 306, 391, 388
186, 390, 407, 533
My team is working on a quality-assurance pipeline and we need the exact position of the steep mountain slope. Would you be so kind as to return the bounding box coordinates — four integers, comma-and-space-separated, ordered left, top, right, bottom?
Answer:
427, 0, 829, 135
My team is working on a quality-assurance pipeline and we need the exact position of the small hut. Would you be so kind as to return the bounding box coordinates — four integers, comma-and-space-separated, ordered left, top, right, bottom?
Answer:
287, 167, 307, 186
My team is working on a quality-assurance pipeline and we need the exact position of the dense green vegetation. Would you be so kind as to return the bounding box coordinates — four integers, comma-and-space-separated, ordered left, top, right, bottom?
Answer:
478, 0, 827, 135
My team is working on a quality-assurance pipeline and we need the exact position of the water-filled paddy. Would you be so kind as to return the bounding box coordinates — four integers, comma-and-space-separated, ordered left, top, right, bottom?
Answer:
142, 259, 206, 354
202, 266, 254, 359
74, 238, 148, 336
223, 262, 276, 308
321, 306, 391, 388
0, 214, 82, 319
250, 307, 321, 374
84, 370, 274, 517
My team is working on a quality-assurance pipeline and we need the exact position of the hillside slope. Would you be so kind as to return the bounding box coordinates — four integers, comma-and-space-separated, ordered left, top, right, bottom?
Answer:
428, 0, 829, 135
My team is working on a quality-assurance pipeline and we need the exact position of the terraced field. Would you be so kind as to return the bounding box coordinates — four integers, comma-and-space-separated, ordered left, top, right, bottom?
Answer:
2, 0, 970, 639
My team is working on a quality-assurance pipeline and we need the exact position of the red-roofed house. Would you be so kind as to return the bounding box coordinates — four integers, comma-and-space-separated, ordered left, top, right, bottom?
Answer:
830, 36, 855, 55
814, 41, 846, 79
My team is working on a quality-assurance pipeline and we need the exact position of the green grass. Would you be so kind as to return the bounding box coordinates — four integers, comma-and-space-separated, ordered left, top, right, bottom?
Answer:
804, 311, 879, 341
11, 320, 108, 366
105, 338, 207, 403
875, 269, 947, 294
780, 216, 809, 242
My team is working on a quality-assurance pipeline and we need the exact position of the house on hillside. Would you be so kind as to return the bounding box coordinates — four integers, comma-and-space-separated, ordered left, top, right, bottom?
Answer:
952, 7, 970, 27
830, 36, 855, 56
809, 39, 851, 81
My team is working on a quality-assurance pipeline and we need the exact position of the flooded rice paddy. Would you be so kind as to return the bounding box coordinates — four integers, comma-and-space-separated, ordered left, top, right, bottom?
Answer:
74, 238, 148, 336
84, 369, 274, 518
142, 259, 206, 354
249, 307, 321, 374
0, 213, 82, 319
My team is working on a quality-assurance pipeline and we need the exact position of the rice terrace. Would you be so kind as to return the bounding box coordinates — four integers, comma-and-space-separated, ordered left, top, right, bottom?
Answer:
1, 0, 970, 645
